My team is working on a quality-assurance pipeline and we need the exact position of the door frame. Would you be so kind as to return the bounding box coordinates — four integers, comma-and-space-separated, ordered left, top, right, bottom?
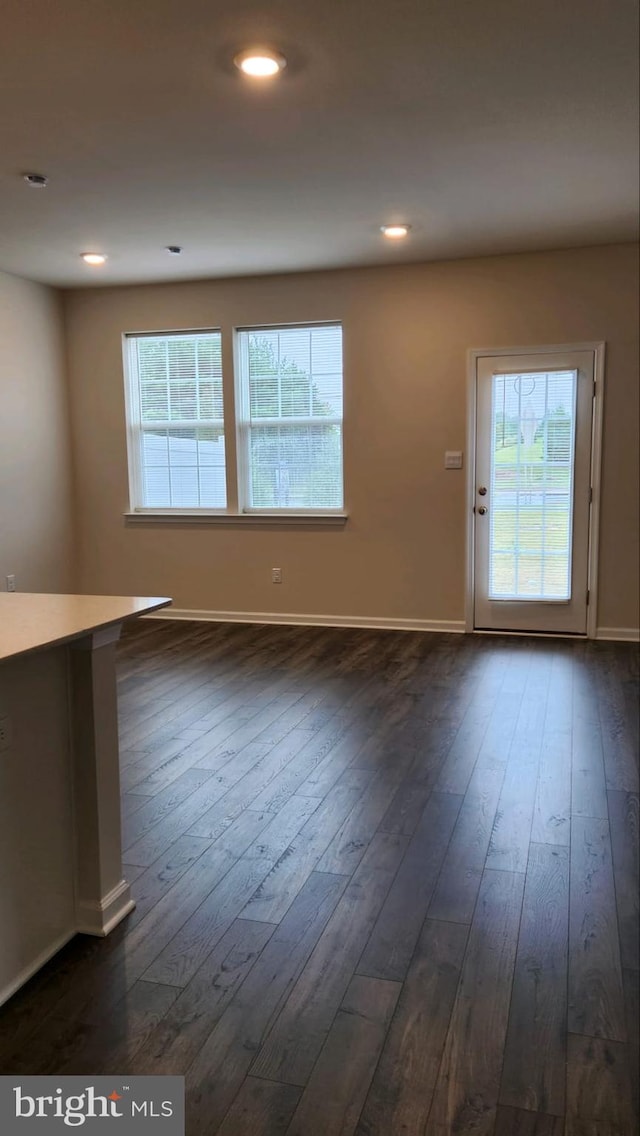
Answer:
465, 341, 605, 638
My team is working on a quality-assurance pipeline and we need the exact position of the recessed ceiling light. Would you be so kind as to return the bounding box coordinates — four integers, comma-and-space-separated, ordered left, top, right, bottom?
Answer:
381, 224, 410, 239
234, 48, 286, 78
81, 252, 107, 265
23, 173, 48, 188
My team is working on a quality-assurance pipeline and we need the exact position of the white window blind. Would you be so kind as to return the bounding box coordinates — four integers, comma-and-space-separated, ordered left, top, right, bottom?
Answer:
124, 330, 226, 510
236, 323, 343, 511
489, 369, 577, 600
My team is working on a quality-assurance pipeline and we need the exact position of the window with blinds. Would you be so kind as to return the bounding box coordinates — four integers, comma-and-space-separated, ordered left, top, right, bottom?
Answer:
236, 323, 343, 511
124, 330, 226, 510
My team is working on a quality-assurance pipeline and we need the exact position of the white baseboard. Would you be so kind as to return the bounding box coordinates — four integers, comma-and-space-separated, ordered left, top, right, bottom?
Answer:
144, 609, 639, 642
145, 608, 466, 634
75, 879, 135, 937
595, 627, 640, 642
0, 929, 76, 1009
0, 883, 137, 1006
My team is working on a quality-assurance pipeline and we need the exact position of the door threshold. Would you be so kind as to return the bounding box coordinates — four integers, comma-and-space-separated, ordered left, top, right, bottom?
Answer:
473, 628, 587, 640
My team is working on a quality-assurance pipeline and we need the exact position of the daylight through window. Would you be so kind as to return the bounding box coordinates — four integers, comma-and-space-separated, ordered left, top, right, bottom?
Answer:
124, 323, 344, 515
236, 324, 343, 512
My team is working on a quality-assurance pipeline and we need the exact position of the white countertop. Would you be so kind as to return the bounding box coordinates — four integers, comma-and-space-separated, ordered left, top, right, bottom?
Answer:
0, 593, 171, 662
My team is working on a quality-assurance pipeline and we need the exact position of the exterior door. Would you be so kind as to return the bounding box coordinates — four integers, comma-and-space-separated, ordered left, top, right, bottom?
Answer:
473, 348, 595, 634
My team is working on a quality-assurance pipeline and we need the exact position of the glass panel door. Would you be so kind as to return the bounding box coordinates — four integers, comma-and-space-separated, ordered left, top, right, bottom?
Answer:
489, 369, 577, 601
474, 350, 594, 634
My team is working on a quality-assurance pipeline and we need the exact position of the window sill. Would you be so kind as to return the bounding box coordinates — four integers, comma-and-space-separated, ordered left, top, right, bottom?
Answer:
123, 511, 348, 527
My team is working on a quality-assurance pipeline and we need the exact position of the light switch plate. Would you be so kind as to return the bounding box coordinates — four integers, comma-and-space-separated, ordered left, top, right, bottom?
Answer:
445, 450, 463, 469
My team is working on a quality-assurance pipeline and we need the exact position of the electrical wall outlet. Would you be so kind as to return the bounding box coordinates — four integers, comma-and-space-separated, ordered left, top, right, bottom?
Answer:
6, 574, 16, 592
0, 716, 11, 752
271, 567, 282, 584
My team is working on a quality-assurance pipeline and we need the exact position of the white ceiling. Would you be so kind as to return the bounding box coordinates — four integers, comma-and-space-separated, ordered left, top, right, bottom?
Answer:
1, 0, 638, 287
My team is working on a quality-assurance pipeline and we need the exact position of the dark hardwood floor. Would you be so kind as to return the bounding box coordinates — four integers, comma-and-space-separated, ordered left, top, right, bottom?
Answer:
2, 620, 638, 1134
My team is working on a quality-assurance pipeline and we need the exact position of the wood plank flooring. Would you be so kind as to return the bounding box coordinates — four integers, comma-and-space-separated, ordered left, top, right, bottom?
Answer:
1, 620, 638, 1135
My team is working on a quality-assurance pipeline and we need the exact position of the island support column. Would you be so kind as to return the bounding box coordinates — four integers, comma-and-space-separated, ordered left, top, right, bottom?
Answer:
69, 624, 134, 935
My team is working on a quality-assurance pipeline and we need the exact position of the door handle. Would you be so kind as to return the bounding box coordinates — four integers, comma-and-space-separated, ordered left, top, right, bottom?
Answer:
478, 506, 488, 515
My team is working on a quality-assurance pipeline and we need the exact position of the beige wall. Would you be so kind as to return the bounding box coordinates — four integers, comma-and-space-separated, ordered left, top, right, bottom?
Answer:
63, 243, 639, 632
0, 271, 76, 592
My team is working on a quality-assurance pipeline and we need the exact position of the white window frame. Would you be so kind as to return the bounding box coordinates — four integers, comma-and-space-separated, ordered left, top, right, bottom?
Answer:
234, 321, 345, 516
122, 323, 348, 526
123, 328, 226, 515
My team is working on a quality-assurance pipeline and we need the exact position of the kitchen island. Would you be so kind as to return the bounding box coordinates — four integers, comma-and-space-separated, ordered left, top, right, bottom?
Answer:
0, 593, 170, 1006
